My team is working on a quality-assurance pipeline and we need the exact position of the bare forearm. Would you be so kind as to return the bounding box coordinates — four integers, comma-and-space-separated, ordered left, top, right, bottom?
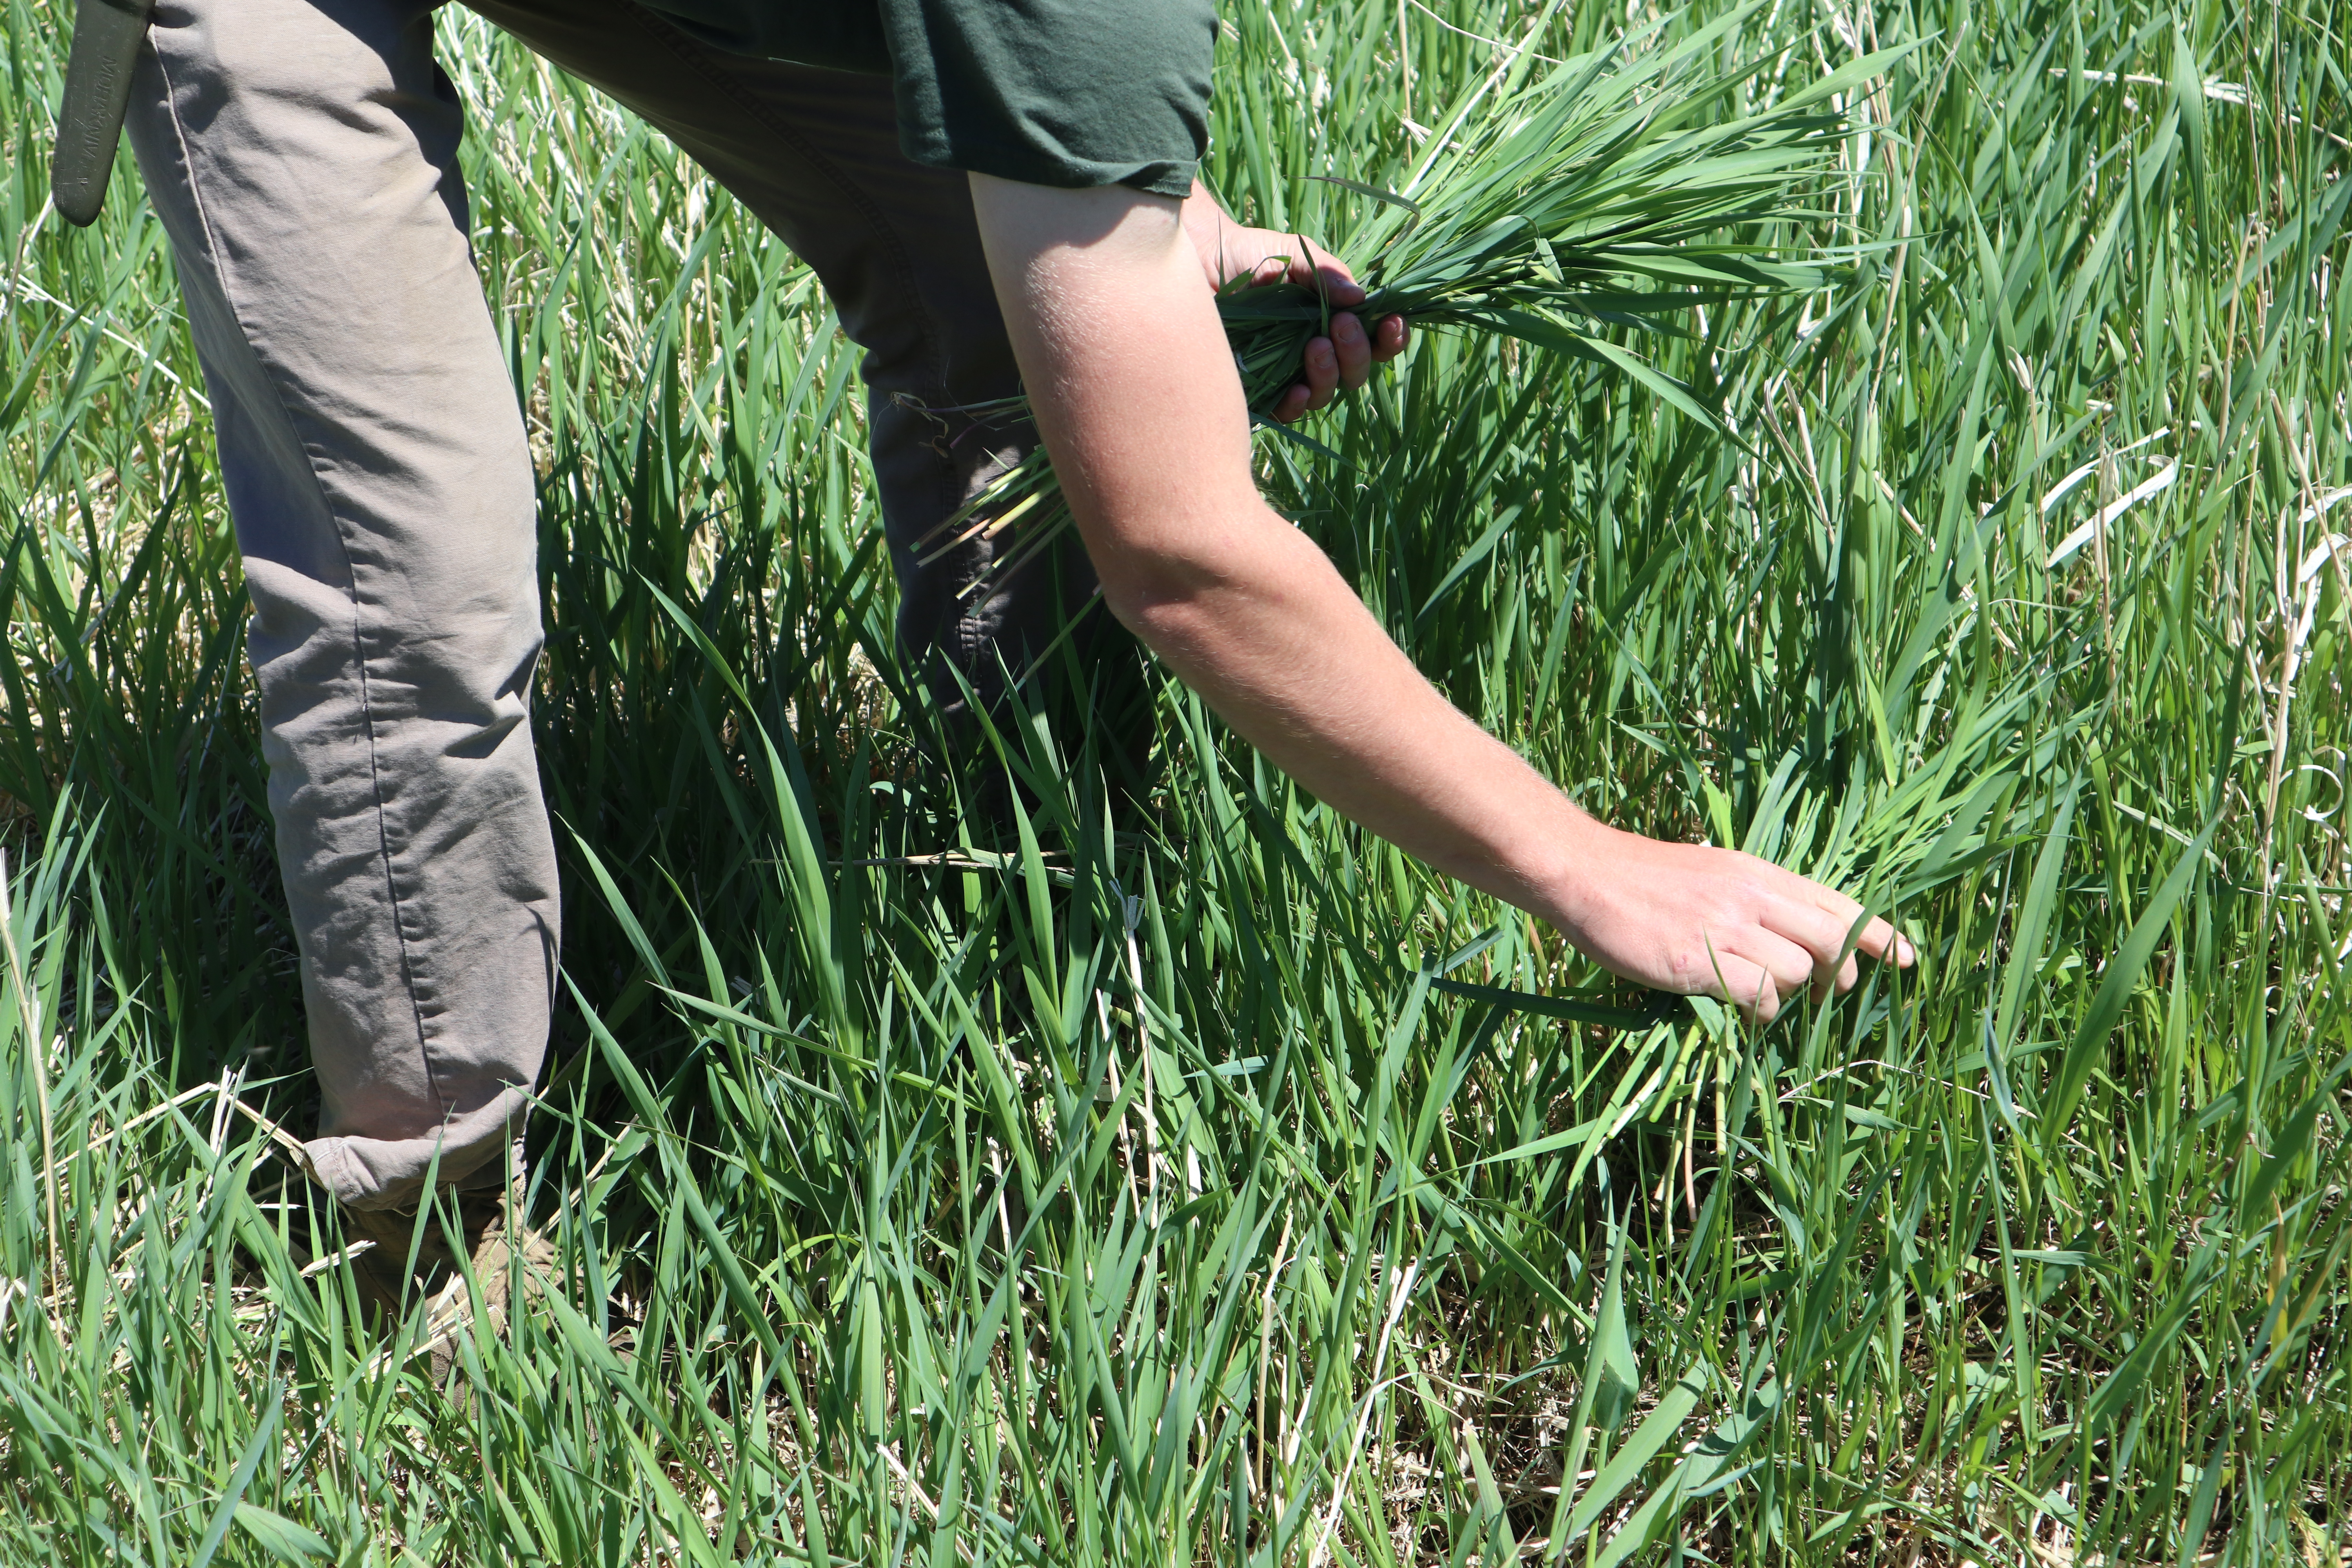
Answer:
1116, 499, 1599, 918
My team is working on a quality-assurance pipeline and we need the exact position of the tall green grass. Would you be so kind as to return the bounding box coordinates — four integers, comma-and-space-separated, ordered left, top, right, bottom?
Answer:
4, 0, 2349, 1562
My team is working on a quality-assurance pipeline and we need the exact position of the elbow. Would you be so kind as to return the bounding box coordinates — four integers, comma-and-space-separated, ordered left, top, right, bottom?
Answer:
1080, 487, 1294, 659
1095, 555, 1223, 658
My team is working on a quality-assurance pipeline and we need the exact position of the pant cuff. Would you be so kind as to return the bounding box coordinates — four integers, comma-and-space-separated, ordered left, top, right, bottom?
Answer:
306, 1092, 529, 1211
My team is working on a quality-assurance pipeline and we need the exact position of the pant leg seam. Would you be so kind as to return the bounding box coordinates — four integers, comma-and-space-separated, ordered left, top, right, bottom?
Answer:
149, 39, 447, 1126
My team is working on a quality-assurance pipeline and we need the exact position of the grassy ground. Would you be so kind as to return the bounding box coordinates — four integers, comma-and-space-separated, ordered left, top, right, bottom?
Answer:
4, 0, 2350, 1561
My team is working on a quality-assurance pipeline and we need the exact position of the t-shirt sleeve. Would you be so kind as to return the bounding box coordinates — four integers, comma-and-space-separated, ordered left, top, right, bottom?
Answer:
877, 0, 1217, 199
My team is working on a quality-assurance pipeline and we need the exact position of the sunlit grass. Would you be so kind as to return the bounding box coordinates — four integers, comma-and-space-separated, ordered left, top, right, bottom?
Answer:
2, 0, 2348, 1563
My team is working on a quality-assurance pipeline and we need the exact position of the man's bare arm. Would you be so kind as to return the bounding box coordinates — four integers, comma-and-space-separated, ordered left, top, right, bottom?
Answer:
968, 175, 1910, 1019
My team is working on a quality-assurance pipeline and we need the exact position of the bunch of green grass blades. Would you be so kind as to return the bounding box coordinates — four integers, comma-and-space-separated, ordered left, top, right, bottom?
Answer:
923, 6, 1909, 586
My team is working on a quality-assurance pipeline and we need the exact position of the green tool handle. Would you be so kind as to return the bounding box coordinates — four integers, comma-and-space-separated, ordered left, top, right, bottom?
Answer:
53, 0, 155, 227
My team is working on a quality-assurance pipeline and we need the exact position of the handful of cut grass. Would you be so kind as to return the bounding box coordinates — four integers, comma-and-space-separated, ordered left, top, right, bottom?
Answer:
924, 7, 1906, 586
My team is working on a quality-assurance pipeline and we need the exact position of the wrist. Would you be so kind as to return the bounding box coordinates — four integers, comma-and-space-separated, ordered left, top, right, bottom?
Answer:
1522, 800, 1617, 944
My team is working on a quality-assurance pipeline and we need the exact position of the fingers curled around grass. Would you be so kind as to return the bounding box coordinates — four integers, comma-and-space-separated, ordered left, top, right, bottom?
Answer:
1270, 344, 1335, 423
1330, 313, 1373, 391
1274, 310, 1412, 422
1282, 236, 1363, 303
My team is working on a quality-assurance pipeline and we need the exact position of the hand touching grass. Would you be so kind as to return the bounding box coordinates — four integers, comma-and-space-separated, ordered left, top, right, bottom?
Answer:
1544, 825, 1915, 1022
1179, 180, 1408, 423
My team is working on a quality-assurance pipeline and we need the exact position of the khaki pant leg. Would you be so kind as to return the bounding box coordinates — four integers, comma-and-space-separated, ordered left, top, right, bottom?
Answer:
125, 0, 557, 1209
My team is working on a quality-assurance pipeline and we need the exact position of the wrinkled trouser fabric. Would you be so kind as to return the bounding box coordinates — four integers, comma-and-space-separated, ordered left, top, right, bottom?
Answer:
124, 0, 1094, 1209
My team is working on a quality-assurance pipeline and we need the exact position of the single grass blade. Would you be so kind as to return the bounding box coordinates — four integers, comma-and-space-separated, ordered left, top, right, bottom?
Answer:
2040, 815, 2219, 1147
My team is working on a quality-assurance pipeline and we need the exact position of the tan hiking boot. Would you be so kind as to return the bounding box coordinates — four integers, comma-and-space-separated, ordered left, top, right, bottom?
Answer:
338, 1187, 555, 1378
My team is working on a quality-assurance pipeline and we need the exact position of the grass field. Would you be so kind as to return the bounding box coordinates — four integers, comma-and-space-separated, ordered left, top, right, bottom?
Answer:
4, 0, 2351, 1561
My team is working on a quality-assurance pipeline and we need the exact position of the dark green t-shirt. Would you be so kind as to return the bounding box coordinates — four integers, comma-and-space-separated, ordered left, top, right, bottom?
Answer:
644, 0, 1217, 199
